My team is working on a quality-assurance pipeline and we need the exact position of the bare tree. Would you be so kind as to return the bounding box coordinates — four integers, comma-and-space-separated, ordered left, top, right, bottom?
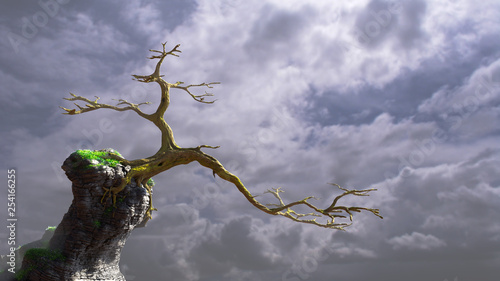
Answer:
60, 42, 382, 230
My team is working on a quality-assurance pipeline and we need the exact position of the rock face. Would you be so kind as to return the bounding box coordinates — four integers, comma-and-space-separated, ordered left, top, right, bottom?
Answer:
19, 149, 151, 281
20, 227, 56, 254
0, 227, 55, 281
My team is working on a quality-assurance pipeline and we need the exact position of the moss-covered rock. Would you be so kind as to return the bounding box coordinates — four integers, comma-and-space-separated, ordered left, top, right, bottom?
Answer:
15, 249, 66, 281
72, 149, 123, 169
16, 150, 151, 280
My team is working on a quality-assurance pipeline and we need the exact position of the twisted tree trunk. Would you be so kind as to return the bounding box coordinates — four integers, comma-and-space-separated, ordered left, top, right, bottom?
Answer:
58, 42, 382, 229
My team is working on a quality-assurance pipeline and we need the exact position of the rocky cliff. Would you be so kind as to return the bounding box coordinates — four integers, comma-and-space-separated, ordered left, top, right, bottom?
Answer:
17, 149, 151, 281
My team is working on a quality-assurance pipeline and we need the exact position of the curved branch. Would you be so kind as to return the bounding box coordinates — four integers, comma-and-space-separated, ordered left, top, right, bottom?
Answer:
171, 82, 220, 104
60, 93, 151, 119
188, 149, 383, 230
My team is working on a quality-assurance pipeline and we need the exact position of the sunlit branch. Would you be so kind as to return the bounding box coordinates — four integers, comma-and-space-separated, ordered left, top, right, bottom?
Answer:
60, 93, 151, 119
171, 81, 220, 104
61, 42, 383, 229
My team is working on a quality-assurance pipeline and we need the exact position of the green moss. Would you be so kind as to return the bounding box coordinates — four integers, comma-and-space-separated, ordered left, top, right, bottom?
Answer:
112, 150, 123, 158
104, 206, 114, 214
15, 265, 35, 281
13, 226, 61, 280
74, 149, 122, 169
45, 226, 56, 232
147, 178, 155, 186
24, 248, 66, 262
16, 249, 66, 280
93, 220, 101, 228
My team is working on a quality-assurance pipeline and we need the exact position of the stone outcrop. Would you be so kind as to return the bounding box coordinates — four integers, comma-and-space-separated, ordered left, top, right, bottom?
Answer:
17, 149, 151, 281
0, 227, 55, 281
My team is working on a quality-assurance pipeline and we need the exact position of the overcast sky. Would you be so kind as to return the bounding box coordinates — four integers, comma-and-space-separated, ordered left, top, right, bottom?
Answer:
1, 0, 500, 280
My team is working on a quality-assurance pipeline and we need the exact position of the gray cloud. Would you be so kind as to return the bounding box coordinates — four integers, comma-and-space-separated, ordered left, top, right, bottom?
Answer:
1, 0, 500, 280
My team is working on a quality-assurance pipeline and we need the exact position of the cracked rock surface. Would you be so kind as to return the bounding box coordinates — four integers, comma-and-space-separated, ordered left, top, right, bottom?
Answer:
19, 149, 150, 281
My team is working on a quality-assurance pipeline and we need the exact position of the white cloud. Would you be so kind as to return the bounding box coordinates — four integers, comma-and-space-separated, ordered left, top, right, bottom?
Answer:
120, 1, 161, 32
327, 242, 377, 259
387, 232, 446, 251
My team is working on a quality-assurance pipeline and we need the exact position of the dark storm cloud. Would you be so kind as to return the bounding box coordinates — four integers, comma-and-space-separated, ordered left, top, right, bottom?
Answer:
352, 0, 403, 48
393, 0, 427, 49
299, 53, 495, 127
352, 0, 427, 49
244, 3, 317, 59
189, 217, 275, 275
